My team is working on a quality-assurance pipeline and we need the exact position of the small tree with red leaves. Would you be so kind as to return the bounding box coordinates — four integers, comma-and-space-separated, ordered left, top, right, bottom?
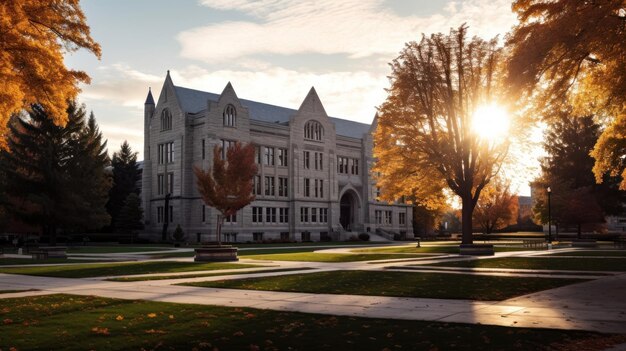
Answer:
193, 142, 257, 246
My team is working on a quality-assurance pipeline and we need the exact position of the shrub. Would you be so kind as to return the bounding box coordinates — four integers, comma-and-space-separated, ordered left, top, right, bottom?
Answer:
358, 233, 370, 241
393, 233, 401, 241
172, 224, 185, 242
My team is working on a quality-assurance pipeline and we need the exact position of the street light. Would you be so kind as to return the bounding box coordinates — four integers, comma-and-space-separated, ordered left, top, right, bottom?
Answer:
547, 186, 552, 243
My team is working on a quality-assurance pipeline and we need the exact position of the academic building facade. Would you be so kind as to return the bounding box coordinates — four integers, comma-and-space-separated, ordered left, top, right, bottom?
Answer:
141, 72, 413, 242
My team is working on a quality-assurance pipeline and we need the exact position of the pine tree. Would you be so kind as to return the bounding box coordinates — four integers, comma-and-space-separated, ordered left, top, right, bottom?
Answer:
194, 142, 257, 246
115, 193, 143, 237
1, 102, 111, 244
107, 141, 140, 232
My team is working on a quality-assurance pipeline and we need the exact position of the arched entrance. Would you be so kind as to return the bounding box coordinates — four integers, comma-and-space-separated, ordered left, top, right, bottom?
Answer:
340, 192, 355, 231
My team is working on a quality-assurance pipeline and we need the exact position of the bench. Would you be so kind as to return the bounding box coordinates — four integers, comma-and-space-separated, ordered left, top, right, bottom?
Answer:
31, 246, 67, 260
522, 240, 547, 250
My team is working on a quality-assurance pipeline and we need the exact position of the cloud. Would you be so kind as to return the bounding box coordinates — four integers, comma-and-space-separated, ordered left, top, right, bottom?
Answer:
180, 0, 516, 62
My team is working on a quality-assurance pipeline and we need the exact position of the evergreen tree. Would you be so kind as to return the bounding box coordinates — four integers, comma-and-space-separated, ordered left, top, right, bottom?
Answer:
115, 193, 143, 235
107, 141, 140, 231
0, 103, 111, 244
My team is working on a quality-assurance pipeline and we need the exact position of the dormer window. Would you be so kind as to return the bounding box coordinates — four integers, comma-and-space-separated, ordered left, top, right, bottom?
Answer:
160, 108, 172, 131
223, 104, 236, 127
304, 120, 323, 141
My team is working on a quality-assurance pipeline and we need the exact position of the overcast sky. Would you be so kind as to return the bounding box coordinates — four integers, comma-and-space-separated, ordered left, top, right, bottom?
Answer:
65, 0, 534, 193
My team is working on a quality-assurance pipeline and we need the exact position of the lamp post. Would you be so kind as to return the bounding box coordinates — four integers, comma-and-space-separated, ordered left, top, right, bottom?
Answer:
547, 186, 552, 243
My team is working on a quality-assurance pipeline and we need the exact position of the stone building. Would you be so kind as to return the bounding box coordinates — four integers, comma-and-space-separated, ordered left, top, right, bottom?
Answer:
141, 72, 413, 242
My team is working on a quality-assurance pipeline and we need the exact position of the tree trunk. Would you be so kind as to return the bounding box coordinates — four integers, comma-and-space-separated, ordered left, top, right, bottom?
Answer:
161, 193, 171, 241
577, 223, 582, 239
50, 224, 57, 246
461, 195, 474, 244
215, 214, 224, 246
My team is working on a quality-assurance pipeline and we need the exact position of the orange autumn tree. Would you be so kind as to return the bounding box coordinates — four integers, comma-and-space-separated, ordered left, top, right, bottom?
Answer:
0, 0, 101, 149
193, 142, 257, 246
375, 25, 511, 245
506, 0, 626, 188
472, 178, 518, 234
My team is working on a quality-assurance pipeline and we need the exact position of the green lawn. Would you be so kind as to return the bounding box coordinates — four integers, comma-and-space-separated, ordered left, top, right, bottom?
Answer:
107, 267, 311, 282
0, 294, 621, 351
243, 252, 429, 262
182, 270, 586, 301
428, 257, 626, 271
0, 261, 264, 278
151, 247, 351, 259
354, 245, 544, 254
549, 250, 626, 257
0, 257, 96, 265
67, 246, 173, 254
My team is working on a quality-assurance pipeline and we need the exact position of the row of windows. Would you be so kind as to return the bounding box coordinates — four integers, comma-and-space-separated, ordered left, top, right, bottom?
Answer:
162, 105, 237, 133
157, 142, 174, 164
252, 207, 289, 224
300, 207, 329, 223
201, 205, 237, 223
338, 156, 359, 175
304, 120, 324, 141
255, 146, 288, 167
374, 210, 406, 225
303, 178, 324, 198
157, 173, 173, 195
156, 206, 173, 223
303, 151, 323, 170
253, 176, 289, 197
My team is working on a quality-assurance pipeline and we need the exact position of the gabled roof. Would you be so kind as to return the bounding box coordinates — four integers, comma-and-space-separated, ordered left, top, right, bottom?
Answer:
173, 85, 371, 139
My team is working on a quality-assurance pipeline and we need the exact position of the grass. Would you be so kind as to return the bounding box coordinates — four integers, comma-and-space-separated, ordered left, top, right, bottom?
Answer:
0, 261, 264, 278
353, 245, 544, 254
66, 246, 173, 254
549, 250, 626, 257
428, 257, 626, 271
181, 270, 586, 301
0, 294, 623, 351
150, 247, 347, 259
242, 252, 430, 262
0, 289, 37, 294
107, 267, 310, 282
0, 257, 96, 265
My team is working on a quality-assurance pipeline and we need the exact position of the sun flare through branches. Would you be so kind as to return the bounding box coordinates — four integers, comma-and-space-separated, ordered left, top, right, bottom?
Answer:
472, 104, 510, 141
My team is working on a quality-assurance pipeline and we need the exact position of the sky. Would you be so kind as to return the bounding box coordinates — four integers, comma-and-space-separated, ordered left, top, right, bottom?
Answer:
65, 0, 537, 195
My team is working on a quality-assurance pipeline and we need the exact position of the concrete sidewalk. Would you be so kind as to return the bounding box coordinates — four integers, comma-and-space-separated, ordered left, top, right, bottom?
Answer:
0, 271, 625, 334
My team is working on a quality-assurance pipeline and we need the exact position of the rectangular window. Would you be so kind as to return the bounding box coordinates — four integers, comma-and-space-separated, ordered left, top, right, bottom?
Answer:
265, 207, 277, 223
320, 208, 328, 223
304, 178, 310, 197
337, 156, 349, 174
314, 179, 323, 198
314, 152, 323, 170
157, 206, 164, 223
221, 139, 235, 159
375, 187, 381, 199
279, 208, 289, 223
253, 232, 264, 242
303, 151, 310, 169
157, 173, 173, 195
255, 145, 261, 164
311, 208, 317, 223
375, 210, 382, 225
264, 146, 275, 166
300, 207, 309, 223
399, 212, 406, 225
253, 175, 262, 195
201, 139, 205, 160
252, 207, 262, 223
280, 232, 290, 241
385, 211, 392, 225
278, 177, 288, 197
264, 176, 275, 196
352, 159, 359, 175
158, 142, 174, 164
202, 205, 206, 222
225, 212, 237, 223
278, 148, 288, 167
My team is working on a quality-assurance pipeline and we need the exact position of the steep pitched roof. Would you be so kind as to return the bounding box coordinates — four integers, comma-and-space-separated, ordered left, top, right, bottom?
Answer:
145, 88, 155, 105
173, 85, 371, 139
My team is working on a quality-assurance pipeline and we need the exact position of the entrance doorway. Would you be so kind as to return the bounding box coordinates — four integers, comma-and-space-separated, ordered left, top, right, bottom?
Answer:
340, 192, 354, 231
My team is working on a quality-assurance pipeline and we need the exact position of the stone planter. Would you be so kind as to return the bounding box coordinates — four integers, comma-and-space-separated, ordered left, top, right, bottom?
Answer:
36, 246, 68, 259
571, 239, 597, 248
459, 244, 494, 256
194, 245, 239, 262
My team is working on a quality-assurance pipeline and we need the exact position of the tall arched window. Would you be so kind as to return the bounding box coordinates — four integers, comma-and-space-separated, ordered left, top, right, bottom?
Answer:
160, 109, 172, 131
304, 120, 324, 141
223, 104, 236, 127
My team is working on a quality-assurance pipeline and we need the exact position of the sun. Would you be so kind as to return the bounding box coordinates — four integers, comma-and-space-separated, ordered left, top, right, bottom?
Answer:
471, 104, 510, 141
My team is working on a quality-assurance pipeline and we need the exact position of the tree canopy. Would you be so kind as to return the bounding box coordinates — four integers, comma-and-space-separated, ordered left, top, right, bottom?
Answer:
0, 102, 110, 244
107, 141, 140, 232
0, 0, 101, 149
472, 178, 518, 234
374, 25, 510, 244
506, 0, 626, 188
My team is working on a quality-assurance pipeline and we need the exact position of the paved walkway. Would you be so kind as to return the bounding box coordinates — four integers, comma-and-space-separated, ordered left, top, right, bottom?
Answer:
1, 246, 625, 335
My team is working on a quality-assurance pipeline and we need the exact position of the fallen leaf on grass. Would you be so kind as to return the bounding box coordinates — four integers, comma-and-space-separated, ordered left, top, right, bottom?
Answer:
116, 315, 124, 321
147, 313, 157, 318
91, 327, 110, 335
145, 329, 166, 334
4, 318, 13, 324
